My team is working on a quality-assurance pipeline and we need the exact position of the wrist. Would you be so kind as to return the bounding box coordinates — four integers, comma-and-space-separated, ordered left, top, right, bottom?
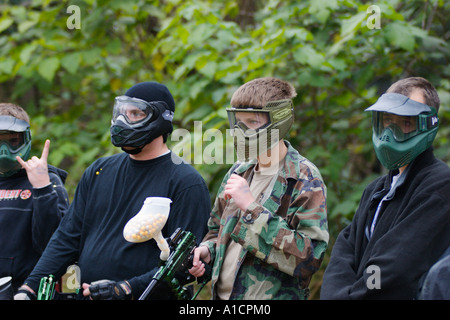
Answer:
238, 197, 256, 212
20, 284, 36, 294
32, 180, 51, 189
14, 285, 37, 300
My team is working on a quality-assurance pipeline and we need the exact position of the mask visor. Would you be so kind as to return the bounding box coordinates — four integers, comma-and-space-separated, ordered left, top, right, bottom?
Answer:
373, 111, 439, 142
227, 109, 271, 136
373, 112, 419, 142
0, 131, 26, 152
112, 96, 156, 127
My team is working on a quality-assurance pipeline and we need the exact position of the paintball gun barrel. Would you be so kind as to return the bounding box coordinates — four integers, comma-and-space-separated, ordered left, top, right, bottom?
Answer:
139, 228, 211, 300
37, 275, 56, 300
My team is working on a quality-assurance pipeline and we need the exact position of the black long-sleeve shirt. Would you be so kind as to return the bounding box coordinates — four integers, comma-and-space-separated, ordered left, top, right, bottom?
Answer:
0, 166, 69, 289
25, 152, 211, 299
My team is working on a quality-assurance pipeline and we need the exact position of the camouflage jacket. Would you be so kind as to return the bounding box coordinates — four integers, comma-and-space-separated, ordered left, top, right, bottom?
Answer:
201, 141, 329, 300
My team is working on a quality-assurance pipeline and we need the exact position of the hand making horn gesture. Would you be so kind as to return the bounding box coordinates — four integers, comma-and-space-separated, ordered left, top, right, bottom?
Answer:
16, 139, 51, 188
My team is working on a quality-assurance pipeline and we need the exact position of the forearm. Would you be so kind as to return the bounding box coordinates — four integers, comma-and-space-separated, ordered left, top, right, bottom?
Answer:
31, 183, 68, 252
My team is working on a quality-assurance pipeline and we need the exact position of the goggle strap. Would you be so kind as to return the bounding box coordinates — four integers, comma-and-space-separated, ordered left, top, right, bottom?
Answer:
162, 110, 174, 122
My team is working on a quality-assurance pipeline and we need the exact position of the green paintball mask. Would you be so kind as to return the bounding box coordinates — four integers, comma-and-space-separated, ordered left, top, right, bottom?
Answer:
0, 116, 31, 177
365, 93, 439, 170
227, 99, 293, 162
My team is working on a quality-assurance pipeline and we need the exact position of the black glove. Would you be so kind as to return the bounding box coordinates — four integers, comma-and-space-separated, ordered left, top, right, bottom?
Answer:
89, 280, 132, 300
14, 289, 36, 300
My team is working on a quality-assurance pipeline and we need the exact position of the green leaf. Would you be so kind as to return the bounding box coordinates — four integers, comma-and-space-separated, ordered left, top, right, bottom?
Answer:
309, 0, 338, 24
340, 11, 367, 37
18, 20, 38, 33
0, 58, 15, 75
20, 43, 39, 64
61, 53, 81, 74
38, 57, 60, 82
385, 22, 415, 52
198, 61, 217, 79
293, 45, 324, 68
0, 18, 14, 33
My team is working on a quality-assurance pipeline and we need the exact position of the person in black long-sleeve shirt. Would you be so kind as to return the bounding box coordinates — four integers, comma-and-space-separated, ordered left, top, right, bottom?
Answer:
16, 82, 211, 300
0, 103, 69, 292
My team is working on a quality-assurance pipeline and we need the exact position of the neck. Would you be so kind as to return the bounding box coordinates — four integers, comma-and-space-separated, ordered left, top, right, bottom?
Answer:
398, 164, 408, 175
257, 140, 287, 168
127, 136, 169, 161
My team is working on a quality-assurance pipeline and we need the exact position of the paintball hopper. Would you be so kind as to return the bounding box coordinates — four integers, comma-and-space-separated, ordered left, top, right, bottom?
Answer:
0, 276, 13, 300
123, 197, 172, 260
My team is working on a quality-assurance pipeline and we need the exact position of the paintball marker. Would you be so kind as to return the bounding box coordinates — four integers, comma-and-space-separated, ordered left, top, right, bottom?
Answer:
123, 197, 211, 300
37, 275, 56, 300
139, 228, 211, 300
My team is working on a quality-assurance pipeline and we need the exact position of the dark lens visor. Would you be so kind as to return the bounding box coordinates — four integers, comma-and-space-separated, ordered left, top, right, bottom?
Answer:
0, 131, 26, 152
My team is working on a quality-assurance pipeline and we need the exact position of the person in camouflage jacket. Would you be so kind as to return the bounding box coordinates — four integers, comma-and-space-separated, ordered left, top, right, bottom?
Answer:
189, 78, 329, 300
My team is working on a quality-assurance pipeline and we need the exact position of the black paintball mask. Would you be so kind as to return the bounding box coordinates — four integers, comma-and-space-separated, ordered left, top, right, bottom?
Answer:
110, 82, 175, 155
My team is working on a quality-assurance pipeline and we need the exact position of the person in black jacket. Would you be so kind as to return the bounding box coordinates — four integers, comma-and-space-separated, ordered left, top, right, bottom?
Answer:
0, 103, 69, 293
16, 82, 211, 300
321, 77, 450, 299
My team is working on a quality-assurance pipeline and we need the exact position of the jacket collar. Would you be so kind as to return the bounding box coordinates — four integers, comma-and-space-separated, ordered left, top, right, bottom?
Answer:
232, 140, 301, 181
373, 147, 435, 200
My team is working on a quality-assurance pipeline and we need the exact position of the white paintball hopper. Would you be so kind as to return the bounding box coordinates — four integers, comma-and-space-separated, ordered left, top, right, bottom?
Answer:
123, 197, 172, 260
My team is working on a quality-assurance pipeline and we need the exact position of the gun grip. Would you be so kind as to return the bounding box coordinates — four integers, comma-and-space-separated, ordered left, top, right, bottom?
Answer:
197, 259, 212, 284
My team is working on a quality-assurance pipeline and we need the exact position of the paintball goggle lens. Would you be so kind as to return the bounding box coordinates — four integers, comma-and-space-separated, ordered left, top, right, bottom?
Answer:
226, 99, 293, 136
112, 96, 157, 127
373, 111, 439, 142
0, 131, 26, 152
227, 110, 271, 136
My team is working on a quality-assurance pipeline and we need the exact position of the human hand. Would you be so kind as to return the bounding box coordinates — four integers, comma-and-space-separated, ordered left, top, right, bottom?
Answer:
83, 280, 132, 300
82, 282, 91, 297
188, 246, 211, 278
16, 139, 51, 188
14, 284, 36, 300
224, 174, 255, 211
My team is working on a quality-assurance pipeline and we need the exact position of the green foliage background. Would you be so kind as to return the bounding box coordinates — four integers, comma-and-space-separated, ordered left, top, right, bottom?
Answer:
0, 0, 448, 299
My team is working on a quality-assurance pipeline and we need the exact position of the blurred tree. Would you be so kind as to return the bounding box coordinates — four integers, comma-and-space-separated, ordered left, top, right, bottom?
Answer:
0, 0, 448, 299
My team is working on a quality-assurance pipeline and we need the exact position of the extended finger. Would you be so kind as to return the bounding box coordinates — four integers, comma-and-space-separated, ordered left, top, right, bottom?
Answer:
193, 248, 203, 266
16, 156, 28, 169
40, 139, 50, 162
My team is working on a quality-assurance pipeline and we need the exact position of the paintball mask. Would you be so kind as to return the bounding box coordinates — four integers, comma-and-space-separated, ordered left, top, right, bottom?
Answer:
110, 95, 174, 154
0, 116, 31, 177
227, 99, 293, 162
365, 93, 439, 170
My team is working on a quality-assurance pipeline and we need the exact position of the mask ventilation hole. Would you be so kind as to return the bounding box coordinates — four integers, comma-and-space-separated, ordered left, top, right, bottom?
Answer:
394, 151, 412, 169
380, 135, 390, 142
